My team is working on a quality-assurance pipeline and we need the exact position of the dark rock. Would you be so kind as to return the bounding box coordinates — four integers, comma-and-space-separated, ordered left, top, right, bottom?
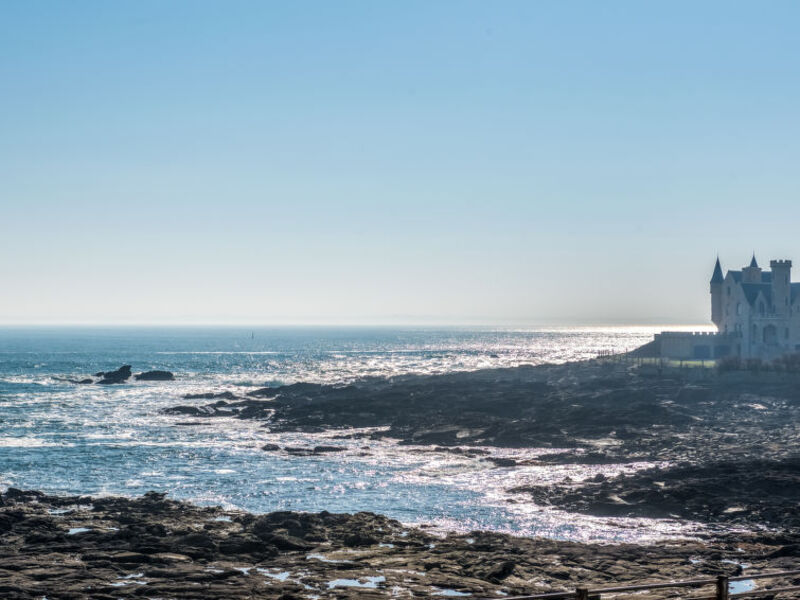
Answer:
4, 488, 45, 503
766, 544, 800, 558
343, 532, 379, 547
284, 446, 314, 456
487, 457, 517, 467
218, 534, 274, 556
134, 370, 175, 381
261, 443, 281, 451
257, 532, 312, 551
313, 445, 344, 453
512, 458, 800, 527
1, 488, 797, 600
96, 365, 132, 385
184, 391, 239, 400
246, 387, 281, 398
486, 560, 516, 583
158, 360, 800, 532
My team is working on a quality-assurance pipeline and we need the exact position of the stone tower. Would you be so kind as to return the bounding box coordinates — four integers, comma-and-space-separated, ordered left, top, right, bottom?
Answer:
710, 257, 724, 327
770, 259, 792, 316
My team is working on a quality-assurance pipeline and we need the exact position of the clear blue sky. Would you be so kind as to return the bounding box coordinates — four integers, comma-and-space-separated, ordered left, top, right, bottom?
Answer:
2, 1, 799, 325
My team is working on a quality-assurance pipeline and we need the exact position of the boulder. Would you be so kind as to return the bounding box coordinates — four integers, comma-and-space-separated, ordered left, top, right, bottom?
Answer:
135, 370, 175, 381
96, 365, 132, 385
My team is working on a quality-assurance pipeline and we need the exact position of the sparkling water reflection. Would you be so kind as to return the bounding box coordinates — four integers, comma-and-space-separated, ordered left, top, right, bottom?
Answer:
0, 326, 710, 543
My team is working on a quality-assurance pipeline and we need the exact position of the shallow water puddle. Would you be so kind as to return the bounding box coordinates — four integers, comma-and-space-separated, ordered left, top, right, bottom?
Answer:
327, 575, 386, 589
67, 527, 91, 535
730, 580, 755, 594
256, 568, 291, 581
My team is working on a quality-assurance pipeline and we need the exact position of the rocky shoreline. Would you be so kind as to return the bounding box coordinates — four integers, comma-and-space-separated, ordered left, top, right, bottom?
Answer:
162, 360, 800, 459
17, 359, 797, 598
162, 360, 800, 530
1, 488, 798, 600
511, 457, 800, 528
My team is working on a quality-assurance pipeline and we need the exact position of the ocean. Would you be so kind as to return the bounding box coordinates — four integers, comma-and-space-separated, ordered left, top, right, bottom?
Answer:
0, 326, 702, 543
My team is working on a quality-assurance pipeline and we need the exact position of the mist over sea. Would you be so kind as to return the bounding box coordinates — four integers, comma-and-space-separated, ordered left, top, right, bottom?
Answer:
0, 326, 702, 543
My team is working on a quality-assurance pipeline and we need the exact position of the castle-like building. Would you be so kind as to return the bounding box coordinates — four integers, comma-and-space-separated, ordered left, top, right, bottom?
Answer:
655, 255, 800, 360
710, 255, 800, 359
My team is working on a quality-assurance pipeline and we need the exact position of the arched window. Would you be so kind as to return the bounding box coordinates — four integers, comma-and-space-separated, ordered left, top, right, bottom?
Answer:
752, 324, 758, 339
758, 301, 765, 316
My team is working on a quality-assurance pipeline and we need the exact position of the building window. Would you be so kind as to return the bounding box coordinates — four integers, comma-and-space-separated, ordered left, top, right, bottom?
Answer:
736, 303, 742, 316
727, 287, 731, 297
752, 324, 757, 339
786, 328, 790, 340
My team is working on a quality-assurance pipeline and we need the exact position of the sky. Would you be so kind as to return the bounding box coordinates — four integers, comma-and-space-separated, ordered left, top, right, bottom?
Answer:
1, 1, 799, 325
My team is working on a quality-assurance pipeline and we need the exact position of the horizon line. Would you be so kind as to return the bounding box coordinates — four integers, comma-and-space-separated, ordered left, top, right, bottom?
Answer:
0, 321, 715, 329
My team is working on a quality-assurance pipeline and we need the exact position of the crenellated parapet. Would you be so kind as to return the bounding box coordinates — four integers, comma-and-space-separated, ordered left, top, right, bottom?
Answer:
770, 259, 793, 268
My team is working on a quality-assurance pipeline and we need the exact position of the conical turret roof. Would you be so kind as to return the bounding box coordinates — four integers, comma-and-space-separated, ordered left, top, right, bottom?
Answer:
711, 257, 724, 284
749, 253, 759, 268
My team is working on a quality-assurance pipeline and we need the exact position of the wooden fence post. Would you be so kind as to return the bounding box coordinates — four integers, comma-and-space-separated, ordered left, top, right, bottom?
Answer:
716, 575, 729, 600
576, 587, 589, 600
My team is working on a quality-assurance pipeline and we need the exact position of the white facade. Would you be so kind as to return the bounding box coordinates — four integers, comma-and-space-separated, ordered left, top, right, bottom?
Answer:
711, 256, 800, 359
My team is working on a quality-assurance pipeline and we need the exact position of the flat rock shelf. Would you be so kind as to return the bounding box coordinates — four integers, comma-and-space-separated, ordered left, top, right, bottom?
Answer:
1, 489, 798, 600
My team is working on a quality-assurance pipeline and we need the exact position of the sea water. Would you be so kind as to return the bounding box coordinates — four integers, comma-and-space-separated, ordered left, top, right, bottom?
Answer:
0, 326, 707, 543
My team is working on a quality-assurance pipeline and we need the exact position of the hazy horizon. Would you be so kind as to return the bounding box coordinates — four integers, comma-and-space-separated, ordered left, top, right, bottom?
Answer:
0, 321, 717, 329
3, 2, 799, 325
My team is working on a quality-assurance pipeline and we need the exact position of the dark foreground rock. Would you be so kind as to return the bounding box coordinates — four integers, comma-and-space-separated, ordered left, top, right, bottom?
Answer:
511, 457, 800, 529
1, 489, 797, 600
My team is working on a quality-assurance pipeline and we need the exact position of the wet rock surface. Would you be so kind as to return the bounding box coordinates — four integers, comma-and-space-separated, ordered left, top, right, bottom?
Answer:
162, 361, 800, 531
134, 370, 175, 381
512, 457, 800, 528
2, 489, 797, 600
164, 360, 800, 460
96, 365, 133, 385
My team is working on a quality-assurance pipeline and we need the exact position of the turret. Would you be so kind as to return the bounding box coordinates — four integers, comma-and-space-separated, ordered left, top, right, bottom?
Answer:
742, 253, 762, 284
770, 259, 792, 316
710, 257, 724, 328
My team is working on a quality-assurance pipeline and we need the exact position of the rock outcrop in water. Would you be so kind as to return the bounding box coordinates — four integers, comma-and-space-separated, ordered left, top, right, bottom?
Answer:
162, 360, 800, 531
63, 366, 175, 385
96, 365, 133, 385
1, 489, 797, 600
134, 370, 175, 381
163, 361, 800, 459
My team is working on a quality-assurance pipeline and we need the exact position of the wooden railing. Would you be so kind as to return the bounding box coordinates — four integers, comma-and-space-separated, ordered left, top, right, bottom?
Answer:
485, 570, 800, 600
